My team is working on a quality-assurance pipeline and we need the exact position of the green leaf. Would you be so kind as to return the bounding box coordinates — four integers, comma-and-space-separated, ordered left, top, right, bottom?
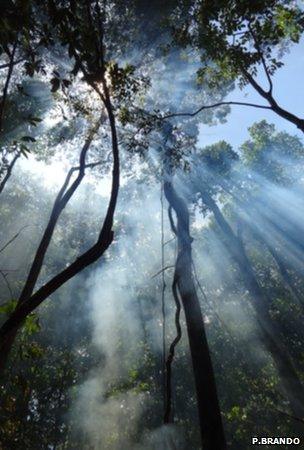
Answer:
0, 299, 17, 315
24, 314, 41, 335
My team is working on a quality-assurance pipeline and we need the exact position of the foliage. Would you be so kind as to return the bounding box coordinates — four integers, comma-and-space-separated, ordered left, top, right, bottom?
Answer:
170, 0, 304, 90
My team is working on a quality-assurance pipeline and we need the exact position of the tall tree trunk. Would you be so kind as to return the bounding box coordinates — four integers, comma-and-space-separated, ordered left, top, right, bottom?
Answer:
164, 180, 226, 450
200, 188, 304, 418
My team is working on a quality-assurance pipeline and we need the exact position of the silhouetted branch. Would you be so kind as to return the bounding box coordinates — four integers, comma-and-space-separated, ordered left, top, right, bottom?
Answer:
160, 101, 272, 120
0, 39, 18, 132
248, 24, 273, 94
0, 152, 21, 194
0, 225, 31, 254
151, 265, 175, 279
0, 270, 13, 298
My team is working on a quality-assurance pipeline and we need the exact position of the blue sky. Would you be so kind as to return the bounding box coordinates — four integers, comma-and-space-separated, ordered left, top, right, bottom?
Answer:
199, 38, 304, 149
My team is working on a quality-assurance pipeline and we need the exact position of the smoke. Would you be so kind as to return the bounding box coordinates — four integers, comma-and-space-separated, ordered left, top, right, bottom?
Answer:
69, 177, 189, 449
2, 6, 304, 446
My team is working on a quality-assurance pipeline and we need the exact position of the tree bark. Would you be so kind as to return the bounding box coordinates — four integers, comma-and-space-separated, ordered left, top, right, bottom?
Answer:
242, 68, 304, 133
164, 180, 226, 450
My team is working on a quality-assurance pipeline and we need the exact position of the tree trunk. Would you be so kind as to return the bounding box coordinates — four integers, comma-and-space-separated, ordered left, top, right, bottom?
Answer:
164, 180, 226, 450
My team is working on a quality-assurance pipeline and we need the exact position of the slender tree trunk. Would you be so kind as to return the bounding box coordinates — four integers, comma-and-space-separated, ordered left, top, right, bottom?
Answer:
0, 41, 19, 197
164, 180, 226, 450
200, 188, 304, 417
0, 153, 20, 194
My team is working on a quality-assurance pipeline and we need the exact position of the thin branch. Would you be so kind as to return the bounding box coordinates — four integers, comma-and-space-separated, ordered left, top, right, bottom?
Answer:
248, 24, 273, 94
160, 100, 272, 120
0, 39, 18, 132
0, 108, 119, 346
0, 42, 42, 71
164, 237, 176, 246
95, 0, 106, 72
151, 265, 175, 279
0, 57, 24, 70
0, 152, 21, 194
0, 270, 13, 298
0, 225, 31, 254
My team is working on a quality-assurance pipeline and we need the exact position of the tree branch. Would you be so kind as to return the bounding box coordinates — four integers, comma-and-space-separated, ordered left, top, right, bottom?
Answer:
151, 265, 175, 279
0, 39, 18, 132
0, 225, 31, 254
0, 57, 24, 71
0, 270, 13, 299
160, 100, 272, 120
0, 152, 21, 195
248, 24, 273, 94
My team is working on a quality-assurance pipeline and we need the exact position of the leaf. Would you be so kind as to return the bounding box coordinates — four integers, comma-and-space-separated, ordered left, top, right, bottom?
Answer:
28, 116, 42, 123
0, 299, 17, 315
27, 116, 42, 126
71, 60, 81, 76
21, 136, 36, 142
20, 144, 31, 157
50, 77, 60, 92
62, 79, 71, 88
24, 314, 41, 335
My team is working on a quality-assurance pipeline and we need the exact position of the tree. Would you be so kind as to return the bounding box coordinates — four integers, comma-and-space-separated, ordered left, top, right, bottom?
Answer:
0, 0, 124, 372
188, 124, 304, 417
162, 125, 226, 449
0, 0, 51, 192
167, 0, 304, 132
1, 2, 304, 448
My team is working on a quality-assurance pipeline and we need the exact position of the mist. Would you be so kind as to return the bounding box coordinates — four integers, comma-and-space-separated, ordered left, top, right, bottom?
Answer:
1, 2, 304, 450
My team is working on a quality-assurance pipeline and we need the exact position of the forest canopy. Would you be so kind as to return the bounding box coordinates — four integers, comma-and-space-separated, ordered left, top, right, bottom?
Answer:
1, 1, 304, 449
